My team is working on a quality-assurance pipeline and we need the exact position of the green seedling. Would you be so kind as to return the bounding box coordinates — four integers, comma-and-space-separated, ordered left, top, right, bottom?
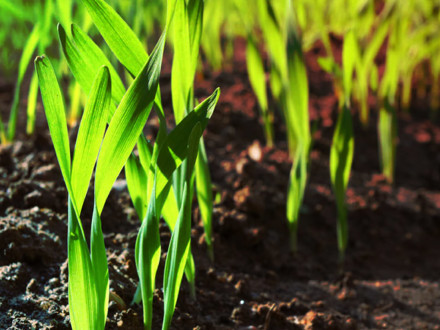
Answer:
36, 59, 111, 330
37, 7, 167, 324
76, 1, 221, 329
329, 30, 356, 262
246, 36, 274, 147
377, 19, 400, 183
74, 0, 196, 305
329, 104, 354, 262
171, 0, 215, 263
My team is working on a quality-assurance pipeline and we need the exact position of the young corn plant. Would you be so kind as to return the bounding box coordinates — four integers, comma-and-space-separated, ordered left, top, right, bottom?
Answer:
125, 82, 219, 330
377, 21, 399, 183
64, 0, 191, 309
2, 0, 90, 143
233, 1, 274, 147
329, 30, 356, 262
284, 2, 311, 253
255, 0, 311, 252
352, 20, 390, 127
200, 0, 226, 70
171, 0, 215, 262
2, 2, 50, 144
330, 104, 354, 263
36, 59, 111, 329
246, 35, 275, 147
72, 1, 221, 328
159, 91, 219, 329
37, 0, 171, 323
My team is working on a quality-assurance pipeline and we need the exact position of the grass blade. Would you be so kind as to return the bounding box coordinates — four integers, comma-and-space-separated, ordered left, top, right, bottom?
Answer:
58, 23, 125, 116
26, 70, 39, 135
195, 139, 214, 260
162, 123, 203, 330
286, 145, 307, 252
95, 33, 166, 213
67, 197, 99, 330
330, 104, 354, 261
7, 23, 40, 142
90, 202, 109, 330
342, 30, 358, 104
70, 23, 126, 104
135, 181, 161, 330
137, 133, 153, 171
246, 36, 273, 146
35, 56, 71, 194
79, 0, 147, 76
155, 88, 220, 197
71, 66, 111, 213
378, 98, 397, 182
126, 153, 148, 221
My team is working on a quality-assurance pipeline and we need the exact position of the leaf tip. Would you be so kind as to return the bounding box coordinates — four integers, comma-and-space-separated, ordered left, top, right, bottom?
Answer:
34, 55, 46, 66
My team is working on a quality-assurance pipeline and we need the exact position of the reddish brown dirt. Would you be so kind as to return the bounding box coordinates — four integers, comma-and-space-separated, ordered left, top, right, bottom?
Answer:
1, 38, 440, 329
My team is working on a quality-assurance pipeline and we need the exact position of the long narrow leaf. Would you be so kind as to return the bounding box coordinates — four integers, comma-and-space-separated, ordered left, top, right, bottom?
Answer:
246, 37, 273, 146
8, 24, 40, 141
71, 66, 111, 213
70, 23, 126, 103
95, 33, 166, 213
126, 153, 148, 221
90, 202, 109, 330
79, 0, 147, 76
58, 23, 125, 117
67, 198, 98, 330
330, 105, 354, 259
195, 139, 214, 259
26, 71, 39, 135
35, 56, 71, 194
154, 88, 219, 198
162, 123, 203, 330
135, 182, 161, 330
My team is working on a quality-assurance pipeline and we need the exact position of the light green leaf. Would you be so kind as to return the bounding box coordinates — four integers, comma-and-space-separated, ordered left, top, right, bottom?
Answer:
126, 153, 148, 221
155, 88, 220, 198
246, 36, 273, 146
286, 144, 307, 252
26, 71, 39, 135
67, 198, 98, 330
378, 99, 397, 182
135, 181, 161, 330
8, 23, 40, 141
58, 23, 125, 117
71, 66, 111, 213
330, 104, 354, 256
35, 56, 71, 195
95, 33, 166, 213
286, 23, 310, 154
246, 37, 268, 111
137, 134, 153, 172
195, 139, 213, 258
79, 0, 147, 76
90, 202, 109, 330
162, 123, 203, 330
56, 0, 72, 29
342, 30, 358, 102
70, 23, 126, 104
171, 0, 192, 122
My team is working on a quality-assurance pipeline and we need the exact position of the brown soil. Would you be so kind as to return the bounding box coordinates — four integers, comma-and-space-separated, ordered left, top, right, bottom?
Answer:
1, 37, 440, 330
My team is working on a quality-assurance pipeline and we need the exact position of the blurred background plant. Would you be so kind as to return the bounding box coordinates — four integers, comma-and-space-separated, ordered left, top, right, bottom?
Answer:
1, 0, 439, 262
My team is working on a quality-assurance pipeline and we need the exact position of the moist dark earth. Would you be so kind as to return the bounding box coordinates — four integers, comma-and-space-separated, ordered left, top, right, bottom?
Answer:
1, 38, 440, 329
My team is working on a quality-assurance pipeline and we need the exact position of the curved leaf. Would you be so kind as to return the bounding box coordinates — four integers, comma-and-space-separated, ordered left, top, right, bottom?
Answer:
35, 56, 71, 194
95, 33, 166, 213
71, 66, 111, 213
